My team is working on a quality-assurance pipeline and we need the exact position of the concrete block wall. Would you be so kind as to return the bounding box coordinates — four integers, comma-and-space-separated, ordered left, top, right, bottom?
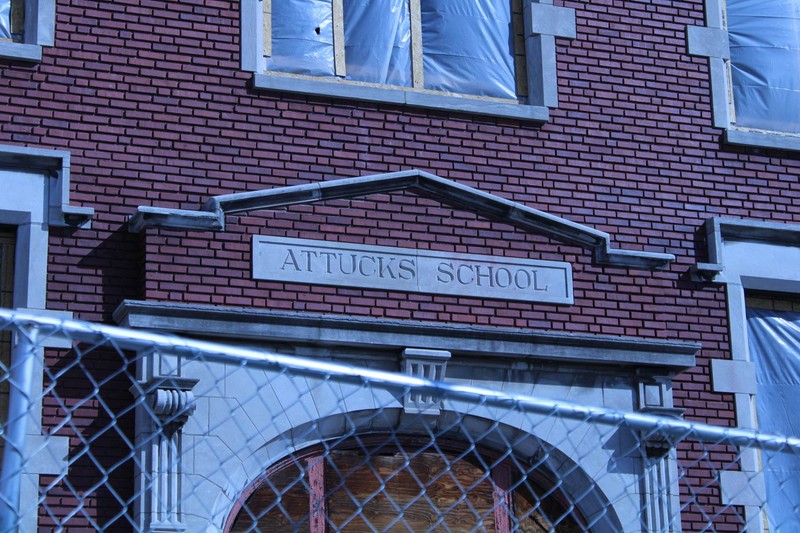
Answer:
0, 0, 794, 529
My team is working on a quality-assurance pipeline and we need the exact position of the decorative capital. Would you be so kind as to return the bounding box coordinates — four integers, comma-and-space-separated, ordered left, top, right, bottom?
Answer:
151, 388, 196, 427
639, 407, 684, 458
134, 377, 199, 431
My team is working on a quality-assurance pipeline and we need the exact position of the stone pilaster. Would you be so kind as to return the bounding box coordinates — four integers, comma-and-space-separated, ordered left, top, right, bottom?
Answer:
133, 377, 198, 533
637, 378, 683, 532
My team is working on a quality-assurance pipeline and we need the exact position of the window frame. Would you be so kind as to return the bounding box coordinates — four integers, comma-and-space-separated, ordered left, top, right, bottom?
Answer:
0, 0, 55, 63
0, 144, 92, 532
0, 226, 15, 462
241, 0, 577, 122
225, 438, 584, 533
699, 217, 800, 529
688, 0, 800, 151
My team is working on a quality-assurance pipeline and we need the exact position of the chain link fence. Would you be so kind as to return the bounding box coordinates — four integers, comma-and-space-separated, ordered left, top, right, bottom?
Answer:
0, 308, 798, 532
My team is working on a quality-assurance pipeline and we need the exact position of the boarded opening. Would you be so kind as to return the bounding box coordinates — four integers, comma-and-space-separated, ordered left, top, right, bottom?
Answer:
228, 440, 582, 532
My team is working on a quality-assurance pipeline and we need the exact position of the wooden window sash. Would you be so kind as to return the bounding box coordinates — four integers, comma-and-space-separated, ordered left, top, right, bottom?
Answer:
10, 0, 24, 40
332, 0, 346, 76
492, 464, 514, 533
410, 0, 424, 89
307, 455, 327, 532
303, 450, 514, 533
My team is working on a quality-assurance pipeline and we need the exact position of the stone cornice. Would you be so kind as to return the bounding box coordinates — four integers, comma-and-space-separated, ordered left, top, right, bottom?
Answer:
114, 300, 698, 370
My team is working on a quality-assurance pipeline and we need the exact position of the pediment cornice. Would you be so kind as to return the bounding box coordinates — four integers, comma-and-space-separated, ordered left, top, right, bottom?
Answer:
129, 169, 673, 269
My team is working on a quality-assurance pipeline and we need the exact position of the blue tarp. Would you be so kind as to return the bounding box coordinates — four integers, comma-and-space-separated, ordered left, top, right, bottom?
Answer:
746, 307, 800, 529
420, 0, 516, 99
265, 0, 336, 77
727, 0, 800, 134
265, 0, 517, 99
343, 0, 412, 86
0, 0, 12, 40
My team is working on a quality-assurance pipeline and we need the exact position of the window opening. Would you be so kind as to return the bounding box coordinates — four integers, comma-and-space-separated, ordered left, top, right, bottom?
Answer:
0, 225, 16, 459
0, 0, 23, 42
726, 0, 800, 134
263, 0, 524, 101
745, 294, 800, 531
228, 438, 583, 532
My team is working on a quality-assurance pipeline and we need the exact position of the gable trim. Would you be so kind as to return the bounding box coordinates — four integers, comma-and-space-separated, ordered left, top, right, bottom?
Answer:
129, 169, 674, 270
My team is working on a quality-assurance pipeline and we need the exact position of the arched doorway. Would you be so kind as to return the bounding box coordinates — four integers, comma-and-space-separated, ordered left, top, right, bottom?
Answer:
226, 437, 584, 532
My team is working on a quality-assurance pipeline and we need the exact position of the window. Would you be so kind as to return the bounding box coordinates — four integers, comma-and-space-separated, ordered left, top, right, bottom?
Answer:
700, 218, 800, 527
0, 225, 15, 460
266, 0, 520, 100
227, 441, 583, 532
243, 0, 577, 121
0, 145, 92, 533
0, 0, 55, 63
689, 0, 800, 150
745, 298, 800, 532
0, 0, 23, 42
727, 0, 800, 135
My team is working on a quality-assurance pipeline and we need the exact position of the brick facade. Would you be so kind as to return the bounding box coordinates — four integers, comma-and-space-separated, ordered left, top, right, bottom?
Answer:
2, 0, 797, 529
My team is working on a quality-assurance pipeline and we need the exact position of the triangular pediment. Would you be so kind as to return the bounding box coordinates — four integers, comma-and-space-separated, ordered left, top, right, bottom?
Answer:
129, 169, 673, 269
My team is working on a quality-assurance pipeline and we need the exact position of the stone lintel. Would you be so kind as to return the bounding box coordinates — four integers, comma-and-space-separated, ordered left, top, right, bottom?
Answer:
702, 217, 800, 269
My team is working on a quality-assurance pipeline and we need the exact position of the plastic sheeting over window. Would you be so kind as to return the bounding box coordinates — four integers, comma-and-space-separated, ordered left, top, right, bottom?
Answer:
420, 0, 516, 99
0, 0, 12, 40
343, 0, 412, 86
727, 0, 800, 134
266, 0, 336, 77
746, 307, 800, 529
264, 0, 518, 100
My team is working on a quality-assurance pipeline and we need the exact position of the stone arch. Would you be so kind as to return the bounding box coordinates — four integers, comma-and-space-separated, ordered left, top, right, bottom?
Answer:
214, 408, 626, 533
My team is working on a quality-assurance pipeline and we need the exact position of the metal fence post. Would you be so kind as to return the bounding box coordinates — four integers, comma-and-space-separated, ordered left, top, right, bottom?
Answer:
0, 326, 38, 532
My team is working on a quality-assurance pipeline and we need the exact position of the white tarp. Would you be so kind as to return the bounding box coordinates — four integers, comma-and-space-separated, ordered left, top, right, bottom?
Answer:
265, 0, 516, 99
0, 0, 12, 40
265, 0, 336, 76
343, 0, 412, 86
746, 307, 800, 529
727, 0, 800, 133
420, 0, 516, 99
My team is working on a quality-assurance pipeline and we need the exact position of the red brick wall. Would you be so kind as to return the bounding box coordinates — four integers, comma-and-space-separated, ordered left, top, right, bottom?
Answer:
2, 0, 792, 529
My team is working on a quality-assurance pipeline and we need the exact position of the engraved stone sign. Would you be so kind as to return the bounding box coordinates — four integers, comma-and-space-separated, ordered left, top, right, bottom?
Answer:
253, 236, 573, 304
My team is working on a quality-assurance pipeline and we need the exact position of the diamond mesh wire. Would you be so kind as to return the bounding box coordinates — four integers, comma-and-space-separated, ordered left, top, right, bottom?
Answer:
0, 308, 798, 532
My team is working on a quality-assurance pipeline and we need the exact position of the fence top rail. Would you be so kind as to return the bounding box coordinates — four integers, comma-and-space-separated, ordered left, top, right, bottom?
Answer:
2, 307, 799, 453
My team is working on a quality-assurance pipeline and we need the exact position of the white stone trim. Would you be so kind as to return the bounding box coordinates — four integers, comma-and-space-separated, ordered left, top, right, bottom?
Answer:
687, 0, 800, 151
0, 0, 55, 62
